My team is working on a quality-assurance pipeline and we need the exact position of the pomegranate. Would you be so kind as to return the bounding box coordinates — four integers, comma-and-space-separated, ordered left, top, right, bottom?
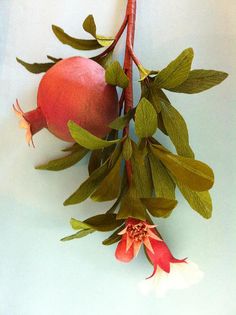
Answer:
14, 56, 119, 144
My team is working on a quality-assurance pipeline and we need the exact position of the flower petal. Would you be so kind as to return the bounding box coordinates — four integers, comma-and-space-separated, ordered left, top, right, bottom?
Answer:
115, 237, 134, 263
139, 261, 204, 298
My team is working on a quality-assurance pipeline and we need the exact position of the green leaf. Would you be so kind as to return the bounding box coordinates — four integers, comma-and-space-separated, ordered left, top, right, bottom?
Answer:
102, 225, 124, 245
70, 218, 92, 230
155, 48, 194, 89
52, 25, 102, 50
68, 121, 122, 150
35, 147, 88, 171
61, 229, 94, 241
105, 61, 129, 88
150, 144, 214, 191
131, 143, 153, 198
160, 100, 194, 158
92, 51, 113, 69
83, 15, 114, 47
90, 155, 122, 202
62, 143, 81, 152
168, 69, 228, 94
117, 185, 147, 221
109, 109, 135, 130
175, 179, 212, 219
148, 153, 176, 199
47, 55, 62, 62
88, 150, 102, 175
141, 197, 178, 218
96, 35, 114, 47
141, 81, 161, 113
70, 214, 123, 232
122, 137, 133, 161
16, 57, 54, 74
83, 14, 97, 37
63, 160, 110, 206
135, 98, 157, 138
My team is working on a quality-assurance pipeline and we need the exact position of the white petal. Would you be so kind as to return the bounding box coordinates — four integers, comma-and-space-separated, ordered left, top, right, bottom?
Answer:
138, 260, 204, 298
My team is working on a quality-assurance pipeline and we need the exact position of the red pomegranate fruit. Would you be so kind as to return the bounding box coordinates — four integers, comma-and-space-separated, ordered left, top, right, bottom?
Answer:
14, 56, 119, 145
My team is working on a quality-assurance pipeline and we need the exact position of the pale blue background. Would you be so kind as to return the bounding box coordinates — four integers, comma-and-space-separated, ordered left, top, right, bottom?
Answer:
0, 1, 236, 314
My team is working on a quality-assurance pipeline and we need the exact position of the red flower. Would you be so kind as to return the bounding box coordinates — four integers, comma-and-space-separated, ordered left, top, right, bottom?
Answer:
115, 218, 161, 263
115, 218, 186, 278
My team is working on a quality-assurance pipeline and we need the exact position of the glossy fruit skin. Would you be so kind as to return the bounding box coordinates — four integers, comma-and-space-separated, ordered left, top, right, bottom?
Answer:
37, 56, 118, 142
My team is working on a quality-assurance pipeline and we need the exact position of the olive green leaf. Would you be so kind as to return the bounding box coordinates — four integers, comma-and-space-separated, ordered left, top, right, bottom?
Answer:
71, 214, 123, 232
141, 81, 161, 113
83, 15, 114, 47
63, 160, 110, 206
150, 144, 214, 191
47, 55, 62, 62
131, 143, 153, 198
61, 229, 95, 241
92, 51, 113, 69
35, 147, 88, 171
105, 61, 129, 88
83, 14, 97, 37
141, 197, 178, 218
122, 137, 133, 160
16, 57, 54, 74
102, 225, 125, 245
109, 108, 135, 130
116, 184, 147, 221
135, 98, 157, 138
52, 25, 102, 50
62, 143, 81, 152
90, 155, 122, 202
160, 100, 194, 158
155, 48, 194, 89
88, 150, 102, 175
175, 179, 212, 219
68, 121, 122, 150
148, 153, 176, 199
168, 69, 228, 94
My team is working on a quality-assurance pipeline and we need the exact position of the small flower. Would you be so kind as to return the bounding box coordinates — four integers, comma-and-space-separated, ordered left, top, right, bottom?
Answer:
115, 218, 162, 262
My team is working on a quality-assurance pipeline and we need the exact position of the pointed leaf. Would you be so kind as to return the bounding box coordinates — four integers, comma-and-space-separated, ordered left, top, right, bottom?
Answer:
70, 218, 92, 230
148, 153, 176, 199
88, 150, 102, 175
92, 51, 113, 69
168, 69, 228, 94
105, 61, 129, 88
35, 147, 88, 171
83, 213, 123, 232
141, 81, 161, 113
102, 225, 124, 245
68, 121, 122, 150
135, 98, 157, 138
83, 14, 97, 37
155, 48, 194, 89
47, 55, 62, 62
109, 108, 135, 130
122, 137, 133, 161
90, 155, 122, 202
61, 229, 94, 241
141, 197, 178, 218
131, 143, 153, 198
150, 144, 214, 191
160, 100, 194, 158
96, 35, 114, 47
16, 57, 54, 74
63, 160, 110, 206
52, 25, 102, 50
176, 179, 212, 219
